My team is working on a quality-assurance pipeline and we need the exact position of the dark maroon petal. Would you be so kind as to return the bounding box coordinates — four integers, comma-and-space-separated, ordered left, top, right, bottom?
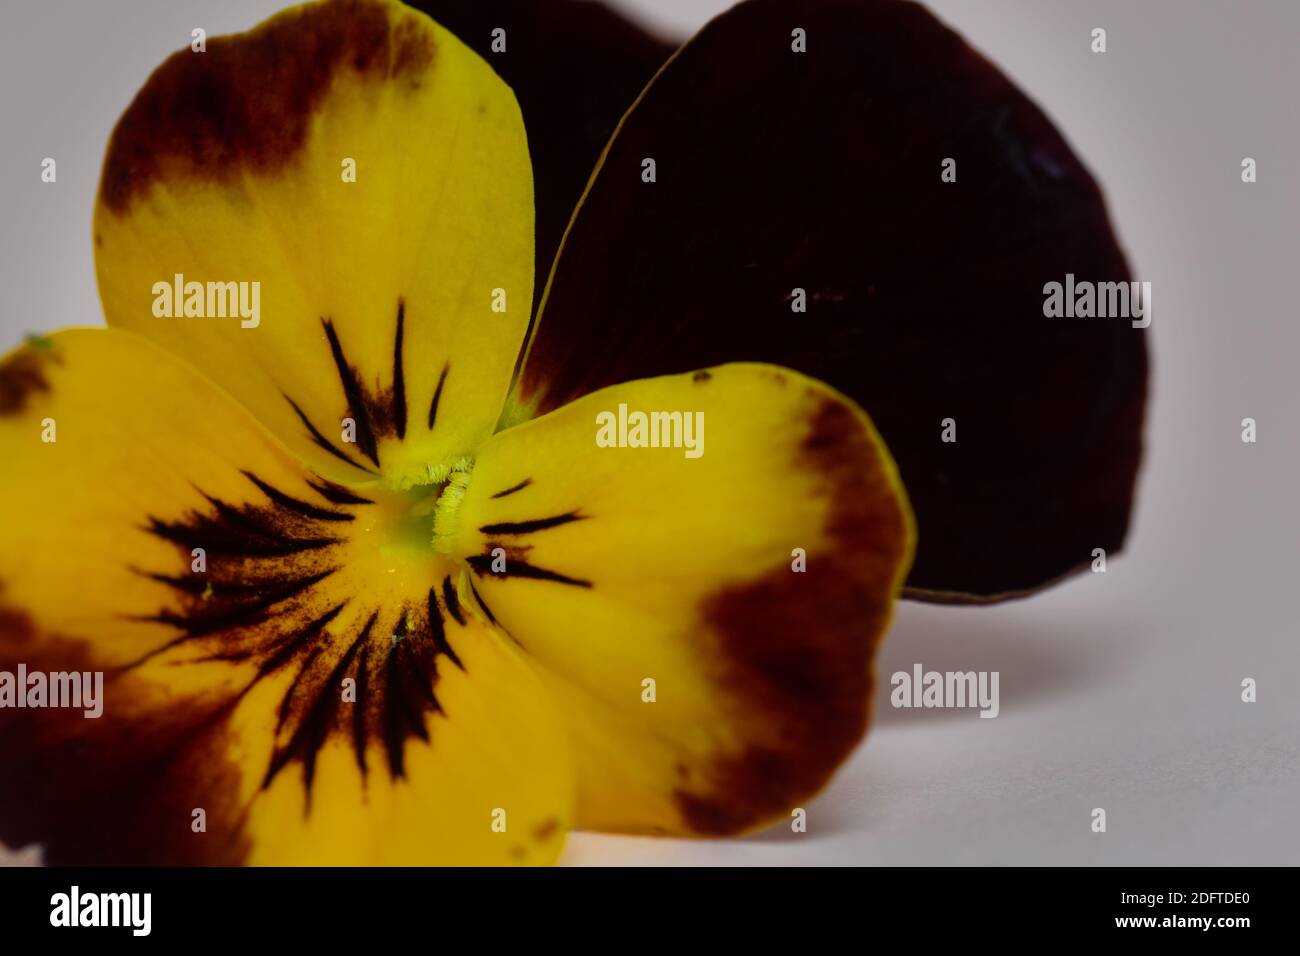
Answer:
408, 0, 678, 320
514, 0, 1148, 602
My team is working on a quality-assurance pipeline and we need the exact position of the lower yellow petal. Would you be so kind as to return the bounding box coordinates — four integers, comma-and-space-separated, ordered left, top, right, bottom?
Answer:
448, 363, 914, 835
0, 330, 572, 864
241, 616, 572, 866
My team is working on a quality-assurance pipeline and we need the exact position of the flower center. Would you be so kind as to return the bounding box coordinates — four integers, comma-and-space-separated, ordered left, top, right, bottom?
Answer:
350, 456, 473, 568
430, 457, 474, 557
374, 485, 440, 556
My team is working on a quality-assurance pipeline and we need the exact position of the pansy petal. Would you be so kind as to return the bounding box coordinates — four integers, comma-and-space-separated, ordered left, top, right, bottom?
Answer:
409, 0, 678, 322
93, 0, 534, 488
449, 364, 913, 835
0, 330, 572, 864
510, 0, 1148, 601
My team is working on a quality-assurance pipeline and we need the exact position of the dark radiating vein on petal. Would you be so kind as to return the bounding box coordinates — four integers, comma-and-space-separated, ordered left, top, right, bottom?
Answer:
478, 512, 584, 536
242, 471, 354, 522
441, 574, 465, 626
306, 478, 374, 506
352, 640, 373, 778
427, 362, 449, 430
391, 298, 408, 440
284, 393, 377, 475
322, 318, 380, 466
145, 509, 337, 557
489, 478, 532, 499
264, 610, 376, 806
131, 569, 336, 642
118, 568, 339, 670
468, 580, 500, 627
427, 586, 464, 671
255, 601, 349, 678
381, 620, 442, 779
467, 553, 592, 588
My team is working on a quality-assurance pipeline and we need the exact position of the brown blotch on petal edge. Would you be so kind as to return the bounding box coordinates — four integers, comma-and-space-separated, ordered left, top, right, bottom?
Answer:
532, 817, 560, 842
677, 395, 910, 835
99, 0, 435, 215
0, 347, 56, 417
0, 602, 252, 865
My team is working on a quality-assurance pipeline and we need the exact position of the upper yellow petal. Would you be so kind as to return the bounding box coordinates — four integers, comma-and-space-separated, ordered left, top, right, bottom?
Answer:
93, 0, 534, 488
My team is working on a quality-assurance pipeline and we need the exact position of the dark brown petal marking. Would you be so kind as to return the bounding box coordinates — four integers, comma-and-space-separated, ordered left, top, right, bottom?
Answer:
427, 362, 449, 430
264, 611, 377, 803
532, 817, 560, 841
125, 569, 338, 667
676, 395, 909, 834
99, 0, 435, 215
284, 393, 377, 476
468, 551, 592, 589
466, 503, 592, 586
260, 593, 458, 800
441, 575, 465, 626
478, 512, 584, 536
242, 470, 354, 522
118, 470, 465, 815
0, 346, 57, 417
322, 318, 381, 466
427, 585, 464, 671
465, 579, 524, 651
0, 601, 252, 865
391, 299, 408, 440
332, 301, 412, 464
289, 300, 411, 472
306, 477, 375, 506
145, 487, 340, 558
353, 640, 374, 777
489, 477, 532, 499
381, 620, 443, 777
256, 602, 349, 676
468, 580, 500, 627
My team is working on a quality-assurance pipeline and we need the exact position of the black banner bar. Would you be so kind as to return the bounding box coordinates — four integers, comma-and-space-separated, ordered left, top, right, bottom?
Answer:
0, 865, 1282, 942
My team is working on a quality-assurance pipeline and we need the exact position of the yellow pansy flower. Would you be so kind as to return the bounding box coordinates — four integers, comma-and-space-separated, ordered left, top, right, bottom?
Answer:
0, 0, 913, 864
